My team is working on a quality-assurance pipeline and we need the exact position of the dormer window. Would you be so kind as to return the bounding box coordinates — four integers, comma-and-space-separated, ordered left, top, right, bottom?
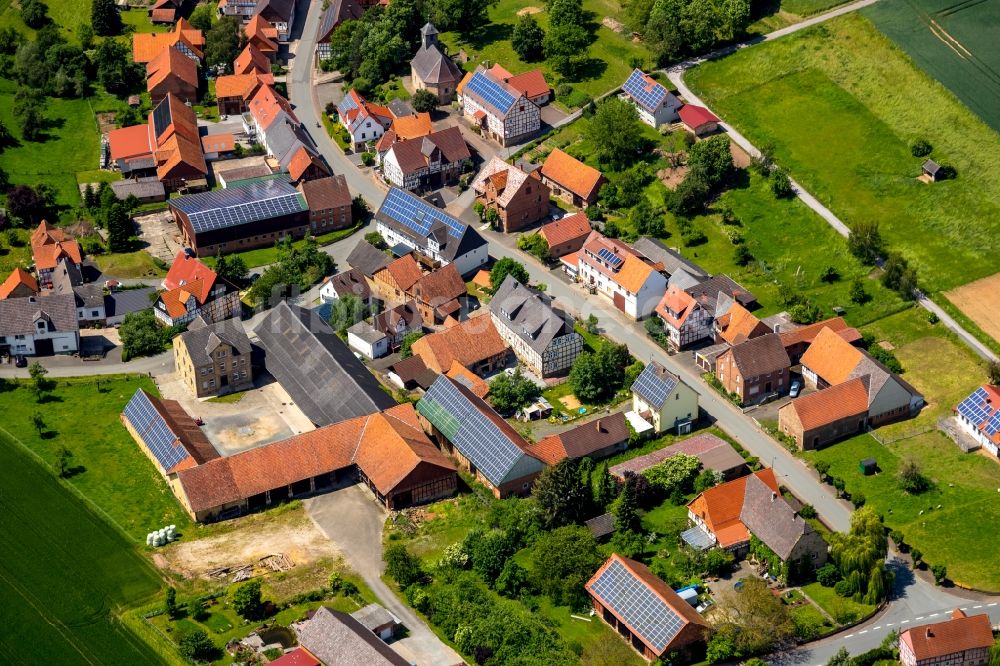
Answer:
36, 321, 46, 332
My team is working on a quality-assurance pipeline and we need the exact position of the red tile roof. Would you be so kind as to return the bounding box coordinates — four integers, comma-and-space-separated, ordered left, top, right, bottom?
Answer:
248, 84, 298, 130
446, 361, 490, 399
0, 267, 38, 299
268, 647, 321, 666
245, 15, 279, 53
778, 317, 859, 348
108, 123, 154, 161
800, 326, 865, 386
411, 314, 509, 374
901, 609, 993, 662
678, 104, 719, 130
504, 69, 550, 99
656, 283, 699, 329
163, 252, 218, 293
716, 302, 767, 345
540, 148, 604, 201
538, 212, 592, 248
381, 254, 423, 292
201, 133, 235, 154
132, 19, 204, 63
30, 221, 83, 271
687, 469, 777, 548
234, 44, 272, 75
529, 411, 629, 465
215, 73, 263, 99
410, 264, 465, 309
784, 377, 869, 431
391, 112, 432, 140
146, 44, 199, 91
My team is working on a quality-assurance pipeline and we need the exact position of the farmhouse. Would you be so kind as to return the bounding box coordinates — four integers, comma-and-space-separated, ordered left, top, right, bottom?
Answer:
530, 412, 630, 465
417, 375, 546, 498
48, 260, 106, 325
374, 188, 488, 276
577, 232, 666, 319
472, 157, 551, 233
678, 105, 720, 137
410, 314, 509, 375
539, 148, 606, 207
620, 69, 682, 128
373, 254, 423, 302
778, 316, 860, 364
715, 334, 790, 405
120, 389, 219, 482
489, 276, 583, 377
714, 302, 769, 345
146, 45, 199, 106
154, 252, 241, 326
31, 221, 83, 287
609, 433, 747, 483
245, 15, 279, 60
407, 263, 467, 324
459, 66, 541, 146
254, 0, 297, 42
899, 609, 993, 666
0, 293, 79, 356
538, 213, 592, 259
409, 23, 464, 104
214, 72, 270, 116
254, 302, 397, 427
586, 554, 709, 661
320, 268, 371, 304
170, 176, 312, 257
380, 127, 471, 191
630, 361, 699, 434
954, 385, 1000, 456
299, 175, 353, 232
778, 378, 869, 451
174, 316, 254, 398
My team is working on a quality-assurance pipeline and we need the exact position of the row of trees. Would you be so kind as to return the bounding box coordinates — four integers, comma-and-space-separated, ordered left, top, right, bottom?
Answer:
629, 0, 754, 66
847, 220, 919, 300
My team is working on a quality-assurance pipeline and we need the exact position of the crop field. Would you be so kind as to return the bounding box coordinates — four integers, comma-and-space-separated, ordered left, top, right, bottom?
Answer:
944, 272, 1000, 345
864, 0, 1000, 133
686, 14, 1000, 292
0, 432, 166, 664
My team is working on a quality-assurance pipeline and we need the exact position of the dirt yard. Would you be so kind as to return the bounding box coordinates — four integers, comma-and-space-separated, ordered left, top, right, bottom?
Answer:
944, 273, 1000, 345
730, 142, 752, 169
658, 165, 689, 190
602, 16, 625, 32
158, 507, 340, 580
517, 5, 542, 14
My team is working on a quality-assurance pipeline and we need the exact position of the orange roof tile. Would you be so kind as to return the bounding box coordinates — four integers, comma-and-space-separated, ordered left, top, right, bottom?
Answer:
779, 317, 859, 348
151, 7, 176, 22
800, 326, 864, 385
687, 469, 777, 547
411, 314, 509, 374
656, 284, 698, 328
613, 254, 655, 294
108, 123, 153, 161
31, 221, 82, 271
215, 72, 262, 99
132, 20, 204, 63
446, 360, 490, 399
540, 148, 604, 201
147, 44, 199, 91
159, 278, 206, 318
488, 63, 513, 80
716, 302, 766, 345
201, 133, 235, 153
901, 610, 994, 662
287, 146, 322, 181
157, 134, 208, 180
248, 84, 298, 130
382, 254, 423, 292
391, 112, 432, 141
784, 377, 869, 431
456, 71, 473, 95
245, 15, 279, 53
538, 212, 591, 248
0, 267, 38, 299
504, 69, 550, 99
234, 44, 272, 75
163, 252, 218, 293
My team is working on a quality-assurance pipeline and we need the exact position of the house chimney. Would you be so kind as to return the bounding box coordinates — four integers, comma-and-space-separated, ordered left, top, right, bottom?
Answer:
925, 629, 934, 639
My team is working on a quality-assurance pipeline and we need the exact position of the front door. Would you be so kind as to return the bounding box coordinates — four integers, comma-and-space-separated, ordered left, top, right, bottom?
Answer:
221, 375, 229, 387
613, 291, 626, 312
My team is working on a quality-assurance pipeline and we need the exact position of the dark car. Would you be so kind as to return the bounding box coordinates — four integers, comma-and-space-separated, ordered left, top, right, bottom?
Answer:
183, 247, 196, 258
14, 355, 27, 368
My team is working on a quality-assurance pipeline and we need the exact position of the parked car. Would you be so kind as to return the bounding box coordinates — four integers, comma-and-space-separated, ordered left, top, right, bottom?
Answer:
14, 355, 27, 368
789, 379, 802, 398
183, 247, 196, 258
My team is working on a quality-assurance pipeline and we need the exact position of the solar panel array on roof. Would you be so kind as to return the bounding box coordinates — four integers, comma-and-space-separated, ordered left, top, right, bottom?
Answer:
589, 559, 685, 653
123, 390, 190, 472
466, 70, 516, 115
152, 99, 173, 139
958, 387, 989, 426
171, 177, 307, 233
623, 69, 668, 112
597, 247, 624, 267
417, 377, 524, 487
378, 188, 467, 241
632, 364, 677, 409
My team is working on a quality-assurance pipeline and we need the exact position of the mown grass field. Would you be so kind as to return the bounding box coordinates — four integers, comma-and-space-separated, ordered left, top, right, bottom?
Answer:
0, 431, 167, 665
804, 308, 1000, 591
864, 0, 1000, 132
0, 376, 193, 541
686, 14, 1000, 292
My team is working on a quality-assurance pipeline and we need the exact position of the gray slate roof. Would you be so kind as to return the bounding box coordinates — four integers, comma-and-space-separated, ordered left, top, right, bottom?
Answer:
410, 39, 462, 86
350, 603, 398, 632
632, 237, 708, 279
253, 302, 396, 426
347, 240, 392, 278
739, 473, 815, 560
489, 276, 577, 355
0, 294, 78, 336
179, 316, 252, 367
298, 607, 408, 666
726, 334, 790, 378
685, 274, 757, 317
111, 179, 166, 201
104, 287, 157, 325
49, 259, 103, 310
347, 321, 386, 344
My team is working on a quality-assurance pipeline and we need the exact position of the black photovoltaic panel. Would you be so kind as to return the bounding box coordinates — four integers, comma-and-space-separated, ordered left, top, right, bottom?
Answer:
379, 188, 467, 241
632, 365, 676, 409
623, 69, 668, 112
418, 378, 524, 486
984, 409, 1000, 437
152, 99, 173, 140
466, 70, 516, 114
172, 178, 308, 233
123, 390, 189, 472
957, 387, 989, 426
597, 247, 623, 267
590, 559, 685, 653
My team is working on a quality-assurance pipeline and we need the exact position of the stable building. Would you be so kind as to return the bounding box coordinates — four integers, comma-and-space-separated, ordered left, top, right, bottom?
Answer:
540, 148, 605, 207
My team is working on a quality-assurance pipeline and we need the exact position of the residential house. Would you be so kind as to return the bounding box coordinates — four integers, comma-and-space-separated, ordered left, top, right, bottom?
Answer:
244, 15, 279, 60
489, 276, 583, 377
154, 252, 240, 326
620, 69, 681, 128
214, 72, 269, 116
417, 375, 546, 498
298, 175, 353, 233
374, 187, 489, 276
339, 89, 393, 151
586, 554, 709, 661
0, 267, 38, 300
407, 263, 466, 324
685, 274, 758, 316
346, 239, 392, 280
538, 213, 592, 259
253, 0, 296, 42
954, 385, 1000, 457
409, 23, 463, 104
172, 402, 458, 520
297, 608, 410, 666
472, 157, 550, 233
778, 377, 870, 451
610, 433, 747, 483
347, 322, 390, 360
459, 66, 540, 146
132, 18, 204, 64
686, 468, 828, 569
539, 148, 605, 207
320, 268, 371, 304
174, 316, 254, 398
779, 316, 861, 364
798, 327, 924, 425
899, 609, 993, 666
0, 293, 79, 356
234, 43, 272, 75
495, 67, 551, 106
715, 334, 790, 405
373, 300, 422, 350
630, 361, 699, 434
372, 253, 423, 302
380, 127, 471, 191
678, 105, 720, 137
374, 112, 433, 161
410, 314, 510, 375
714, 302, 769, 345
316, 0, 365, 60
146, 45, 199, 105
631, 237, 708, 285
578, 232, 667, 319
30, 221, 82, 286
218, 0, 257, 22
655, 284, 714, 351
529, 412, 630, 465
170, 176, 310, 257
48, 259, 105, 325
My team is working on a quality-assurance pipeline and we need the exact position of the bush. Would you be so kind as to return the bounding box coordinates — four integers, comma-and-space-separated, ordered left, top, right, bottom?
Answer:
411, 88, 438, 112
816, 563, 841, 587
733, 244, 753, 267
910, 548, 922, 566
910, 139, 932, 157
898, 458, 930, 494
385, 544, 423, 587
770, 169, 794, 198
931, 563, 947, 584
584, 205, 603, 221
851, 492, 866, 508
798, 504, 817, 519
927, 312, 939, 324
833, 579, 852, 597
889, 530, 904, 548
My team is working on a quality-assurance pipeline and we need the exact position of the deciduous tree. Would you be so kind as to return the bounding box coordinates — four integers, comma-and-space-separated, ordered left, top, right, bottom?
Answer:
533, 459, 590, 528
205, 16, 244, 72
714, 577, 795, 654
489, 368, 541, 413
90, 0, 122, 37
512, 15, 545, 61
586, 97, 643, 169
847, 220, 884, 265
411, 88, 438, 113
231, 579, 263, 620
385, 543, 423, 587
489, 257, 529, 292
530, 526, 602, 609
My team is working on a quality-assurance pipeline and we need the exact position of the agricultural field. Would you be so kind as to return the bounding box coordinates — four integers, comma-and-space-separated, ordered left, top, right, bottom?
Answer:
0, 431, 167, 665
943, 272, 1000, 348
0, 375, 193, 541
865, 0, 1000, 132
686, 14, 1000, 293
804, 308, 1000, 591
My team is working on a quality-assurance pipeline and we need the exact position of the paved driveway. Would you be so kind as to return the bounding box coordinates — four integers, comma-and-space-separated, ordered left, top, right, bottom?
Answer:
306, 487, 464, 666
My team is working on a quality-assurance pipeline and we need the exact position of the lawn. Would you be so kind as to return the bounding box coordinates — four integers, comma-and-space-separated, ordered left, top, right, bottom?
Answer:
0, 227, 32, 274
686, 14, 1000, 292
205, 224, 363, 269
439, 0, 653, 108
95, 250, 168, 279
0, 428, 168, 665
801, 582, 876, 625
207, 390, 247, 404
801, 307, 1000, 591
0, 375, 194, 542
